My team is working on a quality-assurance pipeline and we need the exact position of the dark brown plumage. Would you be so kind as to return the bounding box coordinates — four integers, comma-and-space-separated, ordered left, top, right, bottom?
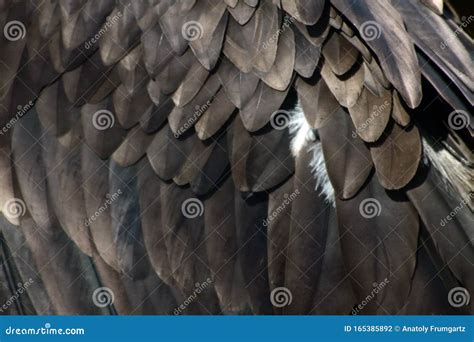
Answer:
0, 0, 472, 316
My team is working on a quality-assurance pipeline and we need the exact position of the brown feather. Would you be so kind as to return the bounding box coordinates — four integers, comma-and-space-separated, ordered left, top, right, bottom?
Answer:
281, 0, 325, 25
195, 88, 236, 140
217, 57, 259, 109
296, 76, 339, 129
336, 174, 419, 314
321, 59, 364, 108
239, 82, 289, 132
348, 86, 392, 143
322, 30, 360, 76
254, 25, 295, 91
228, 0, 256, 25
293, 26, 321, 78
370, 121, 422, 190
112, 126, 153, 167
318, 107, 373, 199
331, 0, 422, 108
171, 60, 210, 107
391, 91, 411, 127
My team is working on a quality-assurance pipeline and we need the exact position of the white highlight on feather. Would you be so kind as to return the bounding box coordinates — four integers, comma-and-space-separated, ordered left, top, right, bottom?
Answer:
289, 104, 336, 205
289, 103, 311, 157
289, 101, 472, 207
422, 139, 473, 204
308, 143, 336, 205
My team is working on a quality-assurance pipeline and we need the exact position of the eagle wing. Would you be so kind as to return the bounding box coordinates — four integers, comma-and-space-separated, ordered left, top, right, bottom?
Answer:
0, 0, 472, 315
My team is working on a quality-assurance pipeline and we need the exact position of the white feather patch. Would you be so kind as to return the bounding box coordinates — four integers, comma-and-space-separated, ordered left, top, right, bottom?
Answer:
289, 104, 335, 205
289, 102, 472, 208
289, 103, 312, 157
422, 138, 473, 207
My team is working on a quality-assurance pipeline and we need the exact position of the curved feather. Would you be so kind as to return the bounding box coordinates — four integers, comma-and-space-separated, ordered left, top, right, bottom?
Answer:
331, 0, 422, 108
